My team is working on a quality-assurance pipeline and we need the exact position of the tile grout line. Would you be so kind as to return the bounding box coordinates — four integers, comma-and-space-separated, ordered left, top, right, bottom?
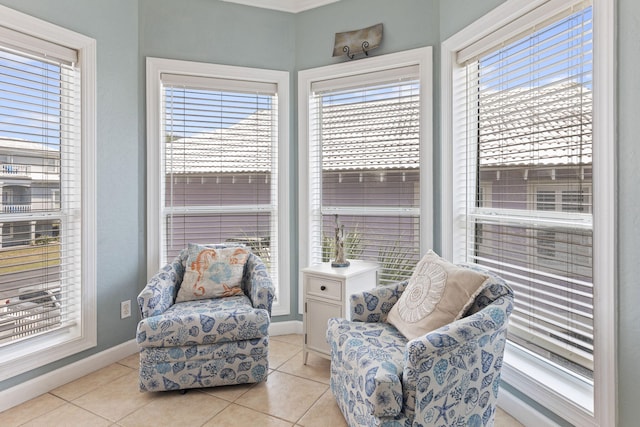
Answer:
292, 386, 332, 427
56, 365, 150, 426
8, 336, 341, 427
190, 389, 233, 427
14, 363, 136, 427
49, 365, 136, 403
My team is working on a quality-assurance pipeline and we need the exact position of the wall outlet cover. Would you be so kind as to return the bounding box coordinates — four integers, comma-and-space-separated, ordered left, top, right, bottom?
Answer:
121, 300, 131, 319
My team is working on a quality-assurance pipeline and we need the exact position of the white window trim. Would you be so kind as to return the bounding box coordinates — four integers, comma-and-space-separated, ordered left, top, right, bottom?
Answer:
146, 57, 291, 316
298, 47, 433, 313
0, 5, 97, 382
440, 1, 616, 426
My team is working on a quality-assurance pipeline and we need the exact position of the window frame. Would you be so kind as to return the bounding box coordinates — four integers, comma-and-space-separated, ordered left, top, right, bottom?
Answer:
146, 57, 291, 316
0, 4, 97, 382
441, 0, 616, 426
298, 47, 433, 311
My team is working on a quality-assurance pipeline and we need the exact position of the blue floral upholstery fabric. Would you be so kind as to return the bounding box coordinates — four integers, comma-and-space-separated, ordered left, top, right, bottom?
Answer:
241, 253, 275, 313
137, 249, 187, 319
136, 249, 275, 392
349, 280, 409, 323
326, 267, 514, 427
139, 337, 269, 391
137, 295, 269, 347
327, 318, 408, 418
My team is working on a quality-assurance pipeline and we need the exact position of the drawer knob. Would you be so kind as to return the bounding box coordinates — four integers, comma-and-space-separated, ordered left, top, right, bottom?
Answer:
320, 285, 327, 291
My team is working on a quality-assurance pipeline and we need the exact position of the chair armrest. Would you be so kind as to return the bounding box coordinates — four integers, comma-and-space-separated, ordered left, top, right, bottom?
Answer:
349, 280, 409, 322
243, 253, 275, 315
137, 253, 186, 318
402, 294, 513, 425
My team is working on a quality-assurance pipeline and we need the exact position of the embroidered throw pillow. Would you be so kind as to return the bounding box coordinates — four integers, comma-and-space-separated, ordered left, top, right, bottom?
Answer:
386, 250, 489, 340
175, 243, 250, 302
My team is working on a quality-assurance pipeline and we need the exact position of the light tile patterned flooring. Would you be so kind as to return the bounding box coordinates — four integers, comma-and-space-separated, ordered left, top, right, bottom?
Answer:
1, 334, 524, 426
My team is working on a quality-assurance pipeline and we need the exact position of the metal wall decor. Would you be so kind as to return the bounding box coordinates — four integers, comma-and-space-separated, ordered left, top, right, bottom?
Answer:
333, 23, 383, 60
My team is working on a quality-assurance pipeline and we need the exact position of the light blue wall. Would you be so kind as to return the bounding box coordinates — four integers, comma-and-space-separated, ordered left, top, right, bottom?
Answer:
616, 1, 640, 425
439, 0, 506, 40
139, 0, 295, 70
1, 1, 639, 426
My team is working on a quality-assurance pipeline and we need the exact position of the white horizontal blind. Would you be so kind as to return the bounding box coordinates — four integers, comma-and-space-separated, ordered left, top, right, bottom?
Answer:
309, 67, 421, 284
0, 32, 81, 345
457, 4, 594, 378
161, 73, 279, 287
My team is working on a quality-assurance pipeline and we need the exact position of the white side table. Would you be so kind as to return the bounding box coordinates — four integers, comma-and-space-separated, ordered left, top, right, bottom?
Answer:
301, 260, 378, 363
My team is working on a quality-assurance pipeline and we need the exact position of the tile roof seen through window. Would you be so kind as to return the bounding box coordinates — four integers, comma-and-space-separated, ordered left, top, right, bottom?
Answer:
478, 82, 592, 167
163, 82, 591, 175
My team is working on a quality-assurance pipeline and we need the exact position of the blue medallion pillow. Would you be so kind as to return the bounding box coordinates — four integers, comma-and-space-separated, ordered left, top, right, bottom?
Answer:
175, 243, 250, 302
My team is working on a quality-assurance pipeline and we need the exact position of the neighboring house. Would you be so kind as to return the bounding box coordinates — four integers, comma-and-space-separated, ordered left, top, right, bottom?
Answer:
318, 93, 421, 274
0, 138, 62, 344
478, 82, 592, 213
166, 94, 422, 281
165, 95, 420, 264
0, 137, 60, 248
477, 82, 592, 269
474, 81, 593, 375
163, 109, 275, 260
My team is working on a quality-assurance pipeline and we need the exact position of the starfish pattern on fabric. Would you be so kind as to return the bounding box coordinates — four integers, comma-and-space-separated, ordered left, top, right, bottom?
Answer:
434, 395, 456, 425
188, 367, 213, 387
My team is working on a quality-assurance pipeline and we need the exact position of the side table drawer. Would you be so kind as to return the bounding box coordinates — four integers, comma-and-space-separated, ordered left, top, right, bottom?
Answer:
306, 275, 342, 301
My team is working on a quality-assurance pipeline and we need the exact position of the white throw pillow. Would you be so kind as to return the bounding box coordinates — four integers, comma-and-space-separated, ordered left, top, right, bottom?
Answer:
386, 250, 489, 340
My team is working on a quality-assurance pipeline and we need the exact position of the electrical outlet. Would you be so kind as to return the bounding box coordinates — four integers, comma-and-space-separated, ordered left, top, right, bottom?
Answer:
121, 300, 131, 319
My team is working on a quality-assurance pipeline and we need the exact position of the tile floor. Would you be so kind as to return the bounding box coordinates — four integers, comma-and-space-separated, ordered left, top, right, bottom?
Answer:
1, 334, 524, 426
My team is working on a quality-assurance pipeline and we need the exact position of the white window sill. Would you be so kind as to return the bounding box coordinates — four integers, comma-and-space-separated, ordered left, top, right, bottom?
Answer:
502, 343, 596, 427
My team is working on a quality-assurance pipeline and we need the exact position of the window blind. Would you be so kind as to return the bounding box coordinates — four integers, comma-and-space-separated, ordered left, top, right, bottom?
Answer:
309, 67, 421, 284
0, 33, 81, 345
161, 73, 279, 288
456, 4, 594, 378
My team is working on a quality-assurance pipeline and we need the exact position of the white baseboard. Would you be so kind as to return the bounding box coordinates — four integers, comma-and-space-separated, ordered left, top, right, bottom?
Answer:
0, 339, 138, 413
269, 320, 303, 336
498, 385, 561, 427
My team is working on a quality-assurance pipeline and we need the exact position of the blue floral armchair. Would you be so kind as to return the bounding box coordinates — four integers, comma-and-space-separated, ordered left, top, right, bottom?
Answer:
326, 266, 514, 427
136, 248, 275, 392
